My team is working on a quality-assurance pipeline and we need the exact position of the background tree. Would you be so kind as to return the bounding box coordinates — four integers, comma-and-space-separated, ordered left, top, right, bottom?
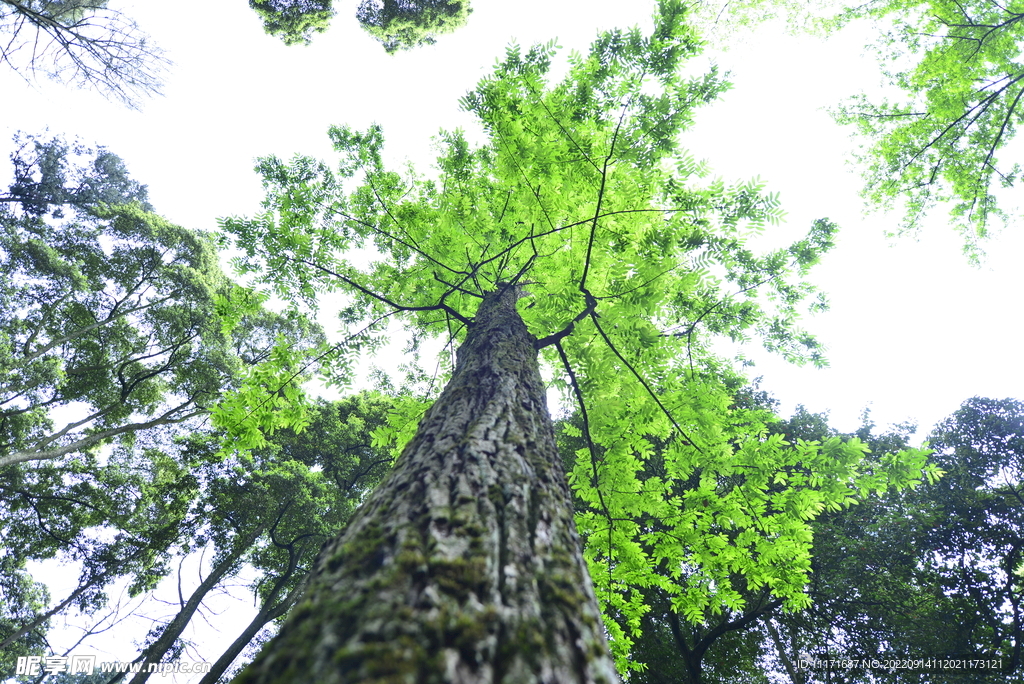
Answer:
911, 397, 1022, 675
685, 399, 1023, 684
0, 134, 322, 470
356, 0, 472, 53
0, 133, 151, 217
0, 134, 327, 680
220, 2, 935, 679
248, 0, 335, 46
0, 394, 397, 683
0, 0, 167, 108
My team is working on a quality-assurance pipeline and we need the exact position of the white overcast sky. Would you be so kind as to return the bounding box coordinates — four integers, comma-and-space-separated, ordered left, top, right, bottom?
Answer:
2, 0, 1022, 677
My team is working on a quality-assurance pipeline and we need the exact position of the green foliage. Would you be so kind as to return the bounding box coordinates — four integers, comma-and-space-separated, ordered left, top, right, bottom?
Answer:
249, 0, 334, 46
1, 132, 151, 218
221, 0, 936, 671
596, 403, 961, 684
569, 396, 933, 671
356, 0, 472, 53
669, 0, 842, 43
756, 409, 943, 683
744, 400, 1022, 683
827, 0, 1024, 260
0, 200, 228, 468
209, 335, 314, 452
247, 0, 474, 51
0, 136, 325, 469
0, 555, 50, 676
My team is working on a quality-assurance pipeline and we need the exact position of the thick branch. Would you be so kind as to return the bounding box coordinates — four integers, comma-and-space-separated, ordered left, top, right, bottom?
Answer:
0, 405, 205, 468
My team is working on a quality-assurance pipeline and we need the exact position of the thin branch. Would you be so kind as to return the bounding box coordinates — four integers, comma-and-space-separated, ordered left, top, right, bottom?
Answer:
0, 1, 168, 108
579, 97, 635, 294
553, 338, 616, 604
534, 292, 597, 349
590, 312, 703, 453
285, 254, 473, 326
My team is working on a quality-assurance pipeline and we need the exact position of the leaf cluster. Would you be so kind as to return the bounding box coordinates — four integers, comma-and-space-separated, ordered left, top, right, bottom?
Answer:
356, 0, 472, 53
249, 0, 335, 46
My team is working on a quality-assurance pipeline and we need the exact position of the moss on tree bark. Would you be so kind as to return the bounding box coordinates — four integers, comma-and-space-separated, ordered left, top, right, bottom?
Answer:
234, 285, 619, 684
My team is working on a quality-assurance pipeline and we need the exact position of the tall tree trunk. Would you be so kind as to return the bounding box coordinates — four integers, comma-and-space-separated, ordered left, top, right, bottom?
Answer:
765, 619, 805, 684
234, 286, 619, 684
197, 563, 309, 684
118, 523, 266, 684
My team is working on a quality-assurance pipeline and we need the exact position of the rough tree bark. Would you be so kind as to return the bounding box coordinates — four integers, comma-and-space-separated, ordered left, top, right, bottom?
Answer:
234, 286, 619, 684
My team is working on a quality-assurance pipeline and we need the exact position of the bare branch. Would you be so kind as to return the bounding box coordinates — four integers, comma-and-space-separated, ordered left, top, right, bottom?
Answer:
0, 0, 169, 108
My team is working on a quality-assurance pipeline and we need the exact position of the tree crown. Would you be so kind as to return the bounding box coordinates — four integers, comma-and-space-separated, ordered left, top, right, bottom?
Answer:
221, 0, 939, 669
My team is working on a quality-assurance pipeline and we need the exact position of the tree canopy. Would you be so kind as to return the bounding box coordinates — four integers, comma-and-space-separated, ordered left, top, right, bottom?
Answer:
248, 0, 335, 47
356, 0, 472, 53
248, 0, 473, 52
0, 136, 320, 470
1, 133, 151, 217
221, 0, 938, 672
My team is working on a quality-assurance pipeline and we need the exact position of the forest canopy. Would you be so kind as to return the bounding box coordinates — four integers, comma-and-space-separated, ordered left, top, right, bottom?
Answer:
1, 0, 1021, 682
